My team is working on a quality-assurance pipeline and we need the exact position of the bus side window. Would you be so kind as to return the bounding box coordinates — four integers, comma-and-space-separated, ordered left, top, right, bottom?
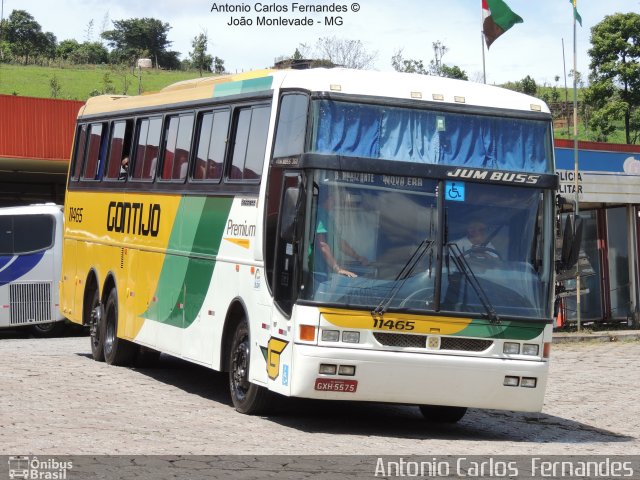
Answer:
132, 117, 162, 181
82, 123, 107, 181
193, 110, 229, 182
273, 93, 308, 158
228, 105, 270, 182
104, 120, 133, 181
71, 124, 88, 181
160, 113, 194, 181
0, 216, 12, 254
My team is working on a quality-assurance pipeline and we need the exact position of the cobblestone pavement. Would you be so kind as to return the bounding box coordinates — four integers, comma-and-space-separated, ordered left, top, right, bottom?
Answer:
0, 330, 638, 457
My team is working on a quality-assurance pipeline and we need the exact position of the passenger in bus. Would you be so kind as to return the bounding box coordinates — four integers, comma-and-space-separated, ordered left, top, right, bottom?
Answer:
314, 193, 369, 278
119, 156, 129, 180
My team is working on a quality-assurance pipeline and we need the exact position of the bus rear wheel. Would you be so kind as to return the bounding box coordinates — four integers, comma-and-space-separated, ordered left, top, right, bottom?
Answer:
419, 405, 467, 423
229, 318, 271, 415
102, 289, 137, 366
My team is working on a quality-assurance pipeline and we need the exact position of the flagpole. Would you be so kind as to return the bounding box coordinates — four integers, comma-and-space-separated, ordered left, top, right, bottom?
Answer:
572, 0, 581, 332
481, 2, 487, 84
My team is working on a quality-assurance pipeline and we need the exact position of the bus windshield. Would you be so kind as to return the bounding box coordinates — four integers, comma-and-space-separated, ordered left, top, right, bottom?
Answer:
300, 170, 552, 320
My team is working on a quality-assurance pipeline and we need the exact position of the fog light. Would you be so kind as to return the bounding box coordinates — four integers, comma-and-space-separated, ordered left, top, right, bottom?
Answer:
319, 364, 337, 375
504, 342, 520, 355
338, 365, 356, 376
342, 331, 360, 343
321, 329, 340, 342
522, 344, 539, 356
504, 376, 520, 387
521, 377, 537, 388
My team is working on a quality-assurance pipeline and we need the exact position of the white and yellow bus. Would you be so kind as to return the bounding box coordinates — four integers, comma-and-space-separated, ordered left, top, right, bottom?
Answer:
61, 68, 565, 421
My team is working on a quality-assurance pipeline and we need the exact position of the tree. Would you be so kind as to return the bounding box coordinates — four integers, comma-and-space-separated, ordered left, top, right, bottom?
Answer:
57, 39, 81, 61
391, 43, 468, 80
102, 18, 175, 68
520, 75, 538, 96
311, 36, 377, 69
189, 32, 213, 76
213, 56, 225, 74
4, 10, 53, 64
391, 49, 427, 74
587, 12, 640, 144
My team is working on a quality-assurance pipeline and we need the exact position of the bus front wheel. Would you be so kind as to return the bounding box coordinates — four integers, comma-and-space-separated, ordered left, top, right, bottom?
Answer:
88, 289, 104, 362
102, 289, 137, 366
229, 318, 271, 415
419, 405, 467, 423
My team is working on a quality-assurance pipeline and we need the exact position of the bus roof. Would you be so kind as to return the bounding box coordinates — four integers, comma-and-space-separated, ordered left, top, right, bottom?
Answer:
0, 203, 63, 216
79, 68, 550, 118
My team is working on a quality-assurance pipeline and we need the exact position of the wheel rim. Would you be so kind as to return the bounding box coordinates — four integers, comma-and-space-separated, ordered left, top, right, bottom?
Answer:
89, 295, 101, 349
231, 335, 250, 402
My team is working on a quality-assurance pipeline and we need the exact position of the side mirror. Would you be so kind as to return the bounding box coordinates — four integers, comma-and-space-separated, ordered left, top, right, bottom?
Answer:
280, 186, 300, 243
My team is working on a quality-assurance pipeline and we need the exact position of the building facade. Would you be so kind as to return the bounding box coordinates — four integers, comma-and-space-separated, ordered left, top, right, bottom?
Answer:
556, 139, 640, 325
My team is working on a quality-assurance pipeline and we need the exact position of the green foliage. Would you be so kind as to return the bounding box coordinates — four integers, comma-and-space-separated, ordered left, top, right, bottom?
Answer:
440, 65, 468, 81
0, 64, 213, 100
189, 32, 213, 77
4, 10, 56, 64
49, 74, 62, 98
587, 12, 640, 144
391, 44, 467, 80
101, 17, 173, 68
391, 49, 427, 74
502, 75, 538, 96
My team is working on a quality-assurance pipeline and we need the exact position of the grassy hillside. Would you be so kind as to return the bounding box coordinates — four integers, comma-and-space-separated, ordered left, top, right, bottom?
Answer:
0, 64, 214, 101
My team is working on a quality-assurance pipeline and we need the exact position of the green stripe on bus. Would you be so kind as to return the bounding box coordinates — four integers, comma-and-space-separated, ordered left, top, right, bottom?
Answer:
456, 319, 546, 340
142, 196, 233, 328
213, 76, 273, 97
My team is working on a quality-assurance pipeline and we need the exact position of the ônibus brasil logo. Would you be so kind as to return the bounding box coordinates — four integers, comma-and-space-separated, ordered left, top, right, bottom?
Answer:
8, 456, 72, 479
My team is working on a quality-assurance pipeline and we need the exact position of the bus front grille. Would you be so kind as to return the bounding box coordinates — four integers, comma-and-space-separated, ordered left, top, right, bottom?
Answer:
9, 282, 52, 325
373, 332, 493, 352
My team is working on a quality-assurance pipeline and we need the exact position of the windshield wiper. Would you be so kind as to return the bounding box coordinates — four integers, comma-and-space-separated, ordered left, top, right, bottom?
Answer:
372, 239, 434, 317
446, 243, 501, 324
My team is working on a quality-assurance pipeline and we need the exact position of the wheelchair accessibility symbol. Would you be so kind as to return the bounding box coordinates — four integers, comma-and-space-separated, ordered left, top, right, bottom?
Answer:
445, 181, 465, 202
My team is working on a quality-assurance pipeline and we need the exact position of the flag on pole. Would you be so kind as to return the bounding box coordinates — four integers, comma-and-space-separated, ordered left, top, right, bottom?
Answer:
482, 0, 523, 48
569, 0, 582, 26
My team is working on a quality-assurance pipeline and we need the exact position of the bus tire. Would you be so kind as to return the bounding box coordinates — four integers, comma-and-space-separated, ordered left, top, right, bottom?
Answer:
30, 321, 66, 338
419, 405, 467, 423
102, 289, 137, 366
229, 318, 271, 415
87, 288, 105, 362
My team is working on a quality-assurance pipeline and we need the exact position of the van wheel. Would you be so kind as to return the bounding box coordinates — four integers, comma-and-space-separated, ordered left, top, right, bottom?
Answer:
87, 288, 104, 361
229, 318, 271, 415
102, 289, 137, 366
419, 405, 467, 423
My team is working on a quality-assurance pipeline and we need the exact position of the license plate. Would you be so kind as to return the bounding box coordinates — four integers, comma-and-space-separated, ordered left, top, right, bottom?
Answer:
314, 378, 358, 393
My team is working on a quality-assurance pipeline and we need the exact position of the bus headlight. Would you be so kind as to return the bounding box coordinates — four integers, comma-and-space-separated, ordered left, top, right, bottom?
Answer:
503, 342, 520, 355
342, 331, 360, 343
522, 344, 539, 356
321, 330, 340, 342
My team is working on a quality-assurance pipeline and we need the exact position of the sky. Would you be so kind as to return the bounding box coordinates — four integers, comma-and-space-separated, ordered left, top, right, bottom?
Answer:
3, 0, 638, 85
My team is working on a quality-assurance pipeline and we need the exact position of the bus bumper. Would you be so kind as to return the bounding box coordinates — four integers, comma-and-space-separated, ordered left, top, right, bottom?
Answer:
289, 344, 548, 412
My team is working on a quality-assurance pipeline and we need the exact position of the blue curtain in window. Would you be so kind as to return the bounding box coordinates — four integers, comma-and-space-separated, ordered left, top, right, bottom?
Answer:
312, 100, 551, 174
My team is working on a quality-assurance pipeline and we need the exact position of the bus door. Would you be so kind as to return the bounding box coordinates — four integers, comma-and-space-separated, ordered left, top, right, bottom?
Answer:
266, 171, 305, 394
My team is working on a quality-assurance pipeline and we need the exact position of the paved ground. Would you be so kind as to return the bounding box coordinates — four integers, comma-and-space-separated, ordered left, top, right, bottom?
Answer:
0, 329, 638, 458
